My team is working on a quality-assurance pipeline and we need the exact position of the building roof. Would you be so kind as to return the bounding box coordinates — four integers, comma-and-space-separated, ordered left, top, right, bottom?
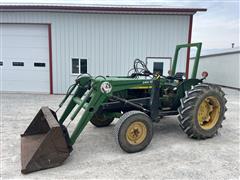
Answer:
0, 3, 207, 15
191, 47, 240, 59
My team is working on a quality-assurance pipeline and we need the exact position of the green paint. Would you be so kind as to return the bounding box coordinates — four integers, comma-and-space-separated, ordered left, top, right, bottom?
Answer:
58, 43, 203, 145
71, 88, 93, 120
171, 42, 202, 79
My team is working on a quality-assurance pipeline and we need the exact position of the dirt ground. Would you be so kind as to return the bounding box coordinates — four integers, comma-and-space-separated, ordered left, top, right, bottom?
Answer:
1, 88, 239, 179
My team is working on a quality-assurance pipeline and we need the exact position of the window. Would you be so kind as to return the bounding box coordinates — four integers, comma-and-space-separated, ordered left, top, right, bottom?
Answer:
80, 59, 87, 74
71, 58, 79, 74
71, 58, 88, 75
34, 62, 46, 67
13, 62, 24, 66
146, 57, 171, 76
153, 62, 164, 75
0, 61, 3, 66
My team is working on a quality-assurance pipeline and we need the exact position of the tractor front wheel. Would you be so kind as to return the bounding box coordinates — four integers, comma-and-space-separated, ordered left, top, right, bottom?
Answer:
178, 83, 227, 139
114, 111, 153, 153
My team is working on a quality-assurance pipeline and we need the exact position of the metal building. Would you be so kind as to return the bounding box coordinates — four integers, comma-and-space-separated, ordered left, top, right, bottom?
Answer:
190, 47, 240, 89
0, 3, 206, 94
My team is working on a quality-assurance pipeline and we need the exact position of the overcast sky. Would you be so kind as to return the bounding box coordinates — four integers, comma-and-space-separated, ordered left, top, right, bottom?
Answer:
1, 0, 239, 50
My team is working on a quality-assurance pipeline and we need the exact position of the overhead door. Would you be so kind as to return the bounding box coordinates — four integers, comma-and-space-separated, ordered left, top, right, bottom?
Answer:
0, 24, 50, 93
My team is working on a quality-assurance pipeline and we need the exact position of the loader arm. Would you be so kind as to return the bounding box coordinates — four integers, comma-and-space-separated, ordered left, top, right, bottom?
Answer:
59, 76, 154, 145
20, 75, 154, 174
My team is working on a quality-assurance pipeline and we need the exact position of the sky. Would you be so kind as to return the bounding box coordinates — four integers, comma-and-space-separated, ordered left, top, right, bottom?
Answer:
0, 0, 239, 51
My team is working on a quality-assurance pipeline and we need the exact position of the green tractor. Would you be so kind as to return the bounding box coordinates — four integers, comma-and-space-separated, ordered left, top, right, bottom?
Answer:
21, 43, 227, 174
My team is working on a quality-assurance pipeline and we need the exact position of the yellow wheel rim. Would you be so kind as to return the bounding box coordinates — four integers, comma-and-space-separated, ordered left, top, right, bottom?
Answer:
197, 96, 221, 130
126, 121, 147, 145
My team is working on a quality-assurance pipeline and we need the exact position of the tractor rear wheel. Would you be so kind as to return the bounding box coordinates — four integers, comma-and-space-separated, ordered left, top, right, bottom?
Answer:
90, 114, 114, 127
178, 83, 227, 139
114, 111, 153, 153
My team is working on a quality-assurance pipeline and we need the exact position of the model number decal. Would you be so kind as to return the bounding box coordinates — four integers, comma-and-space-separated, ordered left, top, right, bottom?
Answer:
142, 81, 152, 84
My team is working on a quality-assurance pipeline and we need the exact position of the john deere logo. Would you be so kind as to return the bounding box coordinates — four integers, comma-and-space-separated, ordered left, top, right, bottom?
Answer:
100, 82, 112, 94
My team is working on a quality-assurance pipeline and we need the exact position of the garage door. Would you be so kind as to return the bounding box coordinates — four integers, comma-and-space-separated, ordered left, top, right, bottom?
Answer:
0, 24, 50, 93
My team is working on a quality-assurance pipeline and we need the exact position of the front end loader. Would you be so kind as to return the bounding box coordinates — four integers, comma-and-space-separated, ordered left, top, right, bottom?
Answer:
21, 43, 227, 174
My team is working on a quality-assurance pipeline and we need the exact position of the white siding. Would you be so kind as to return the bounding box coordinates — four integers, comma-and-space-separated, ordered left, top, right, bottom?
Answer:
0, 12, 190, 93
189, 53, 240, 88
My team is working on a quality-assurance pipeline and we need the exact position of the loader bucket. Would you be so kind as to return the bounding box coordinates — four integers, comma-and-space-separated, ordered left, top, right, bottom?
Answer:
21, 107, 72, 174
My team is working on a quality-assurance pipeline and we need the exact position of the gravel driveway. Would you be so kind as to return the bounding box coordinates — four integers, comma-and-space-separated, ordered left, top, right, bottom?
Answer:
1, 89, 239, 179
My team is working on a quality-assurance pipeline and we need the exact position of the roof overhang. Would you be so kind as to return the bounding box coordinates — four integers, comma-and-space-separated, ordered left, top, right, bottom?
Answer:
0, 3, 207, 15
191, 48, 240, 59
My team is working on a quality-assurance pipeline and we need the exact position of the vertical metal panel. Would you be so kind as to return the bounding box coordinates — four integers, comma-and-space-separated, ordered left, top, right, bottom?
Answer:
189, 53, 240, 88
1, 12, 189, 93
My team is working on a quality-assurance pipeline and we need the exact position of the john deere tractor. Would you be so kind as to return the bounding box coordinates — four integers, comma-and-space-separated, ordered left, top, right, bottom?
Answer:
21, 43, 227, 174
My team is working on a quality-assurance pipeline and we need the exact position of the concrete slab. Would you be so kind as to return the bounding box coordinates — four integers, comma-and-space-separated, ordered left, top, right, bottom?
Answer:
1, 88, 239, 179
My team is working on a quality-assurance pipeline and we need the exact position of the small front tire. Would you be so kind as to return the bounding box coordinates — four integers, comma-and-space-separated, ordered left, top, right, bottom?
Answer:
114, 111, 153, 153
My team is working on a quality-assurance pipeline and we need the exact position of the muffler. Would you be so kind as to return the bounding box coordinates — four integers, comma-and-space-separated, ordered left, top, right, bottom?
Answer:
21, 107, 72, 174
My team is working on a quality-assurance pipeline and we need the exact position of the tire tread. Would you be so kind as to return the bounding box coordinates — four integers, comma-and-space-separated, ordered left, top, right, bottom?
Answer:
178, 83, 227, 139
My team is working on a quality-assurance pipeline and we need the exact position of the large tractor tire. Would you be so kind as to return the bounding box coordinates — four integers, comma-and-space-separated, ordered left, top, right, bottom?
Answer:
178, 83, 227, 139
114, 111, 153, 153
90, 114, 114, 127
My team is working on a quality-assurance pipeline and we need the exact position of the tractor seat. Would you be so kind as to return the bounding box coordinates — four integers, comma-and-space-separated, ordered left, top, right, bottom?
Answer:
166, 72, 186, 81
174, 72, 186, 80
